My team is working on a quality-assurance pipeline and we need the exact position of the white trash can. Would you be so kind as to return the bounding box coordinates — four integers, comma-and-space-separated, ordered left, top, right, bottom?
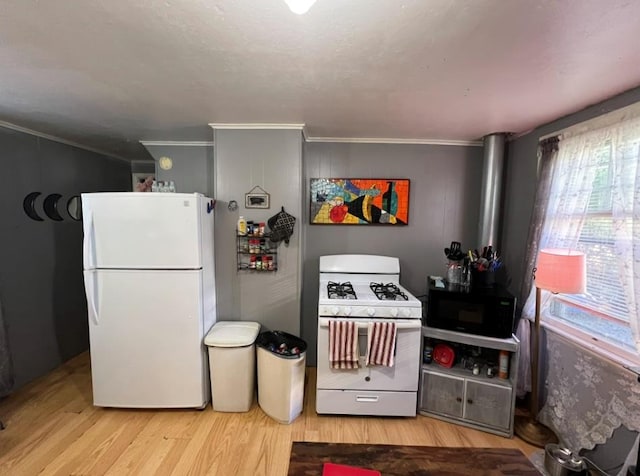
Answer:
204, 321, 261, 412
256, 331, 307, 424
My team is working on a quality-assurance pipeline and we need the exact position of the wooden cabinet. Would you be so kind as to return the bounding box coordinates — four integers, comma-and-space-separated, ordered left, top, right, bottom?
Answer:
421, 371, 464, 418
419, 326, 519, 437
464, 379, 512, 430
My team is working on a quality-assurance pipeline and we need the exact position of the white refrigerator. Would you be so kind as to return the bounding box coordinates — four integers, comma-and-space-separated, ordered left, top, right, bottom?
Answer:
81, 192, 216, 408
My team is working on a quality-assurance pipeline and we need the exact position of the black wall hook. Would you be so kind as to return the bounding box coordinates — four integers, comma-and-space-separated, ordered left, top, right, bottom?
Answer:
43, 194, 64, 221
23, 192, 44, 221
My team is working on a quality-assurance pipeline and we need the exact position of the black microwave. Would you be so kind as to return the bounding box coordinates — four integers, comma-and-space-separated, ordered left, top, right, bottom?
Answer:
426, 281, 516, 338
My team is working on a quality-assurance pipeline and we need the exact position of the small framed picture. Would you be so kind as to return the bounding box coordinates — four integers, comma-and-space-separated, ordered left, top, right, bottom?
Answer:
245, 192, 270, 209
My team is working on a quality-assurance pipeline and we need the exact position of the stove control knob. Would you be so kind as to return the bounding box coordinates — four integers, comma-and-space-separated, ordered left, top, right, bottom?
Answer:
367, 308, 375, 317
390, 308, 399, 317
331, 306, 340, 316
344, 307, 352, 316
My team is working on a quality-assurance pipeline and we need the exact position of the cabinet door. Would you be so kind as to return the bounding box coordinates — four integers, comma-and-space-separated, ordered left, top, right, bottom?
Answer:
463, 380, 512, 430
420, 370, 464, 418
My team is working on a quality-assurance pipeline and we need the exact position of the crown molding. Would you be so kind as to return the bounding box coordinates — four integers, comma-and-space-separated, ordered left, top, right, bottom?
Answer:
208, 123, 480, 146
208, 123, 305, 130
0, 121, 130, 162
302, 135, 483, 147
139, 140, 214, 147
536, 101, 640, 142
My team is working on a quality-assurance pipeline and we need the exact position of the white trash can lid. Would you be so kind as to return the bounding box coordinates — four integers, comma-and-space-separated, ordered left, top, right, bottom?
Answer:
204, 321, 261, 347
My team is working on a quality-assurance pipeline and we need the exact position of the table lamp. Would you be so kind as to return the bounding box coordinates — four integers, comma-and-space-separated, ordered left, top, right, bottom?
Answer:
514, 248, 586, 447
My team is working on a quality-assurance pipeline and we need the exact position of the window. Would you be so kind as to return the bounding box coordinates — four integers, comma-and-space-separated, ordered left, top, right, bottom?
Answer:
537, 109, 640, 363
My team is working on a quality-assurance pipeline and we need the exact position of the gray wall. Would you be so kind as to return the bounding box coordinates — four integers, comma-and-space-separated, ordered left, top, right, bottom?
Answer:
143, 144, 214, 196
0, 127, 131, 390
131, 160, 155, 175
302, 142, 484, 364
214, 129, 303, 335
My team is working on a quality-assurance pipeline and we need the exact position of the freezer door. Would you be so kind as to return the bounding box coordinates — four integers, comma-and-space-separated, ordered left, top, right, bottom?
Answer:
85, 269, 210, 408
82, 192, 210, 269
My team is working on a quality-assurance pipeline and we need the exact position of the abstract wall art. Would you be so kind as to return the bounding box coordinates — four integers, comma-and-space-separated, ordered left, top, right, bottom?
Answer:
310, 178, 410, 225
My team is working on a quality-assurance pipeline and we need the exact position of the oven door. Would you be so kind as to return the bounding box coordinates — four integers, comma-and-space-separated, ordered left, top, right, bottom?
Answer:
316, 317, 421, 392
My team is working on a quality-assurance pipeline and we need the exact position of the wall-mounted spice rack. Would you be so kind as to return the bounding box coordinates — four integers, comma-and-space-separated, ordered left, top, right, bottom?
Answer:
236, 232, 278, 272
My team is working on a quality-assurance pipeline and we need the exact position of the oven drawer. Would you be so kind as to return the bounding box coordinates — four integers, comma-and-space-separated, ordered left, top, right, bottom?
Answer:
316, 389, 417, 417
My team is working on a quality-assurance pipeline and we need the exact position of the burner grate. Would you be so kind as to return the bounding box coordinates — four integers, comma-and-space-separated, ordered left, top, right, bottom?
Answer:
327, 281, 357, 300
369, 282, 408, 301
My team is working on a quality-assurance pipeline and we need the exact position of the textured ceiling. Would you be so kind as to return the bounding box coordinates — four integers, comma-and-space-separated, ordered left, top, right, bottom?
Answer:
1, 0, 640, 160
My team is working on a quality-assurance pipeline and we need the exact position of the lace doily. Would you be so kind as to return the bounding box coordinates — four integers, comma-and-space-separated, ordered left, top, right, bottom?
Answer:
538, 331, 640, 452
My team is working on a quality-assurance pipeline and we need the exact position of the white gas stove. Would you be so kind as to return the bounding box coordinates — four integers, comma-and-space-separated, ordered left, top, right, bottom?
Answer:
316, 254, 422, 417
318, 278, 422, 319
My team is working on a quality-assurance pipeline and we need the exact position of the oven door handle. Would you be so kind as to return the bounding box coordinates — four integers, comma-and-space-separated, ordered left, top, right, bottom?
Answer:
318, 318, 421, 329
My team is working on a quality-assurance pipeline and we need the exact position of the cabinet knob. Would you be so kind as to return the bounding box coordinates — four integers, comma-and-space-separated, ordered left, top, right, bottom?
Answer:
467, 399, 473, 405
456, 397, 462, 403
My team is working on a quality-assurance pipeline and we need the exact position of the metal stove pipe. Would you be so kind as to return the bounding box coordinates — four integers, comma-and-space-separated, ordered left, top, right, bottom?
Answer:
478, 133, 506, 248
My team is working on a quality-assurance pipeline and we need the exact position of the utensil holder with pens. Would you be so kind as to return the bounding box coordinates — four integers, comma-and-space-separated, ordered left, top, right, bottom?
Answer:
471, 268, 495, 288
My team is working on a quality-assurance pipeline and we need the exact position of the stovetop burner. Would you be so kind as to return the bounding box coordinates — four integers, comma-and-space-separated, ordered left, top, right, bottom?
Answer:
327, 281, 357, 300
369, 282, 408, 301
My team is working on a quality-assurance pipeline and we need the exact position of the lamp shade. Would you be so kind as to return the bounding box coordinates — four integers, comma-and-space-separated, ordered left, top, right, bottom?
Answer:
535, 248, 586, 294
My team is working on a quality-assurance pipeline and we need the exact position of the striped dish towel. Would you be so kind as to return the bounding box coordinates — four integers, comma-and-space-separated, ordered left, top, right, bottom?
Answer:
366, 322, 397, 367
329, 320, 359, 369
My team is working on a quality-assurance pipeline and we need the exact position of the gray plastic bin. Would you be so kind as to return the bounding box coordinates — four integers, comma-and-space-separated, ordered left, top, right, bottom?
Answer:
256, 331, 307, 424
204, 321, 261, 412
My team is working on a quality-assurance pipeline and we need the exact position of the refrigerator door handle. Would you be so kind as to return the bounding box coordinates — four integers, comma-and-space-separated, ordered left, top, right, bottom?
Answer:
83, 210, 96, 270
83, 270, 100, 325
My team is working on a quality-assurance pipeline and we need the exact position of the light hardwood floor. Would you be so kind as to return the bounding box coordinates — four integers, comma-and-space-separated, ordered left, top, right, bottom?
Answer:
0, 353, 537, 475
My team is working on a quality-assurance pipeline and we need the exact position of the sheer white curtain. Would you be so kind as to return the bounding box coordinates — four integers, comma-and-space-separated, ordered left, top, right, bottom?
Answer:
616, 120, 640, 351
520, 107, 640, 355
520, 105, 640, 474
